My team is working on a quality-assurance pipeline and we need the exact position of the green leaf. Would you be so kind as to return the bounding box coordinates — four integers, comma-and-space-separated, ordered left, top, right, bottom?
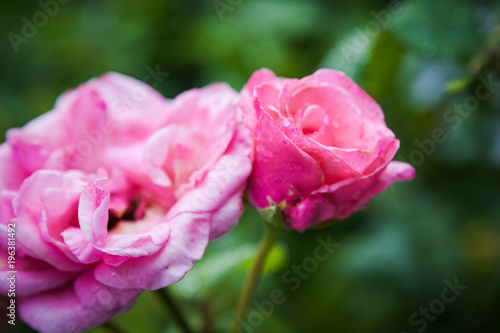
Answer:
444, 76, 472, 93
259, 201, 287, 230
173, 241, 288, 299
240, 242, 288, 275
361, 31, 406, 100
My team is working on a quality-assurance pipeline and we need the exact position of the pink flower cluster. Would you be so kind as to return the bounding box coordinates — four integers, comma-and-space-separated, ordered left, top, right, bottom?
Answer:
0, 69, 413, 332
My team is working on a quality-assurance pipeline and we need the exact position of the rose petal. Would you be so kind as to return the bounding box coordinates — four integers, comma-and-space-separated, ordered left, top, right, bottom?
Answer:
94, 212, 210, 290
302, 68, 386, 123
78, 184, 110, 247
247, 112, 325, 208
209, 185, 245, 240
74, 271, 141, 312
61, 227, 103, 264
13, 170, 88, 271
20, 282, 135, 333
0, 256, 78, 297
0, 144, 27, 190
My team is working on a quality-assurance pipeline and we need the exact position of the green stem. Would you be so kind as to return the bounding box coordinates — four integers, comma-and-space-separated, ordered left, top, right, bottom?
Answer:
102, 321, 127, 333
154, 288, 194, 333
230, 225, 281, 333
200, 299, 214, 333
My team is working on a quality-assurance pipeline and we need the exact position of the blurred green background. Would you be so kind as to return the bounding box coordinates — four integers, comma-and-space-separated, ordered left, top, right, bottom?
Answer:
1, 0, 500, 332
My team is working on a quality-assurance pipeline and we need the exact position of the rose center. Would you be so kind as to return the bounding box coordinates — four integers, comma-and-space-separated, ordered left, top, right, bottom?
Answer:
300, 105, 327, 135
107, 199, 144, 231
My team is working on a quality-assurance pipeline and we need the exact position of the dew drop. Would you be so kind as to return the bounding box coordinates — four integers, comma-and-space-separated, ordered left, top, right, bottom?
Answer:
260, 143, 273, 157
351, 190, 361, 197
291, 161, 304, 171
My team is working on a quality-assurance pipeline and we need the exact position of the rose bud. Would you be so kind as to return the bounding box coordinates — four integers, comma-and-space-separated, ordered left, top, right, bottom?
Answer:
240, 68, 415, 231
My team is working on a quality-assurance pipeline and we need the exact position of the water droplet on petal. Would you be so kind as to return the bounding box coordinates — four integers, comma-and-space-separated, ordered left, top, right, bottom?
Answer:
260, 143, 273, 157
291, 161, 304, 171
351, 190, 361, 198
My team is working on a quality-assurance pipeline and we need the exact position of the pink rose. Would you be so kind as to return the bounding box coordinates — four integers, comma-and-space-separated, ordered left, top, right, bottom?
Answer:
240, 68, 415, 231
0, 73, 252, 332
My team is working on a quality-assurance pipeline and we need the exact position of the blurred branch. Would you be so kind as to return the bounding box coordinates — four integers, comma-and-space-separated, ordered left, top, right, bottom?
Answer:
446, 25, 500, 93
102, 321, 127, 333
230, 224, 282, 333
154, 288, 194, 333
201, 299, 214, 333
